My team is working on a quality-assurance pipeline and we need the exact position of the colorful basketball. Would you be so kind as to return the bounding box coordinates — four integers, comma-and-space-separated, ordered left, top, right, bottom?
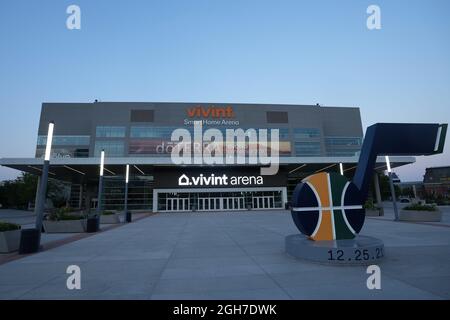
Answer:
291, 172, 365, 241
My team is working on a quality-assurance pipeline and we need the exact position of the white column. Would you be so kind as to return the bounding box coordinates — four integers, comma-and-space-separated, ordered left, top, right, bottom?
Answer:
152, 189, 158, 213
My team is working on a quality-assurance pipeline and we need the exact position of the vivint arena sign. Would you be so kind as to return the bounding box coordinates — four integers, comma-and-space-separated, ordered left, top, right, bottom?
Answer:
178, 173, 263, 187
153, 168, 287, 189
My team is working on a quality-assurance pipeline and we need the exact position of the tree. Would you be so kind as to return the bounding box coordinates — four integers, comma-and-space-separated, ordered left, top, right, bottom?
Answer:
377, 173, 401, 201
0, 173, 68, 209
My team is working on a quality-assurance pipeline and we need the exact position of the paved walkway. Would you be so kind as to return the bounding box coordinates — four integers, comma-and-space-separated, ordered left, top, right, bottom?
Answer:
1, 209, 449, 299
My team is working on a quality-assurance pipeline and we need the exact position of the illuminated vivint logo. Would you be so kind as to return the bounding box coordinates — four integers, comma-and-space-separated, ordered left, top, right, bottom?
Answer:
171, 121, 279, 175
187, 106, 234, 118
178, 173, 263, 186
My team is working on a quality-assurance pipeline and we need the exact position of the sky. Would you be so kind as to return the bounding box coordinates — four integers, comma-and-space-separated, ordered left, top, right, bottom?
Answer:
0, 0, 449, 182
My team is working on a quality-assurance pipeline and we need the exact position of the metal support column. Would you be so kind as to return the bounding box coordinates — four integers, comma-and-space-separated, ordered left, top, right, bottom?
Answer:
388, 172, 399, 221
373, 173, 384, 216
35, 160, 50, 237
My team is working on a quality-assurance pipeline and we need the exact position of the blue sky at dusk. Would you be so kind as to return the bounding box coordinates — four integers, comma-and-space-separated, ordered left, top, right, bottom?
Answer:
0, 0, 449, 181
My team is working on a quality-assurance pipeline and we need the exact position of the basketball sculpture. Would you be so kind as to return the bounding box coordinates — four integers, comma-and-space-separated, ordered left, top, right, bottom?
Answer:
291, 172, 365, 241
290, 123, 447, 242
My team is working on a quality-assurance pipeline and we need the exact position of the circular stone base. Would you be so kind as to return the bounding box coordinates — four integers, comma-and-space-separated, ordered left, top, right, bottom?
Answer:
285, 234, 384, 265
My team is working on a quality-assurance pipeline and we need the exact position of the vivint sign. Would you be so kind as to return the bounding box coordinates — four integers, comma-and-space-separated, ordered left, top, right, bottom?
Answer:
178, 173, 263, 187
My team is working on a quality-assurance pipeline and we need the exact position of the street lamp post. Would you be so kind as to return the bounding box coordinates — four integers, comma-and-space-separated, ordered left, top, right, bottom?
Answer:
386, 156, 399, 221
35, 121, 54, 235
96, 150, 105, 216
19, 121, 56, 254
124, 164, 129, 223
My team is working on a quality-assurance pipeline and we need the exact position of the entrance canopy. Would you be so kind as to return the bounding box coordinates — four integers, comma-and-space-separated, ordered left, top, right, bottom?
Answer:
0, 156, 415, 182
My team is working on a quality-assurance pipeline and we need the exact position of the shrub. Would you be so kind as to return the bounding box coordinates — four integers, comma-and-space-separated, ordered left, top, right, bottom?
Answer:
56, 207, 73, 215
403, 204, 437, 212
364, 199, 380, 210
57, 213, 85, 221
102, 211, 116, 215
0, 222, 21, 232
47, 207, 85, 221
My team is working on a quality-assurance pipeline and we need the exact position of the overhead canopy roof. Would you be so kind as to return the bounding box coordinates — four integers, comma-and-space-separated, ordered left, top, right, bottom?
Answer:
0, 156, 415, 183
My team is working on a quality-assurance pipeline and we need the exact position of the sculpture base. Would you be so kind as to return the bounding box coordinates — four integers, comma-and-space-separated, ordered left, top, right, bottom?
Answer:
285, 234, 384, 265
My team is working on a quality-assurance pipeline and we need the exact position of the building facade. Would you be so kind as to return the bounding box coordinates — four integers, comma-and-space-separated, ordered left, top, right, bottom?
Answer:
0, 102, 415, 212
423, 166, 450, 198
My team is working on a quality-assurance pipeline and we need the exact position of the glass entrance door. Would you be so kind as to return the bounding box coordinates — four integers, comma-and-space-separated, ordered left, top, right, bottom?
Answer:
222, 197, 245, 210
252, 196, 275, 209
198, 198, 223, 211
166, 198, 189, 211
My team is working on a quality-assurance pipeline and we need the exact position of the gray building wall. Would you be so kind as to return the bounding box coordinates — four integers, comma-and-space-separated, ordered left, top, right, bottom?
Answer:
36, 102, 363, 159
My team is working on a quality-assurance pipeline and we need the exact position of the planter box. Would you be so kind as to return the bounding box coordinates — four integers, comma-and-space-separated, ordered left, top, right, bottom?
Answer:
399, 209, 442, 222
43, 220, 87, 233
0, 229, 21, 253
100, 214, 121, 224
365, 209, 381, 216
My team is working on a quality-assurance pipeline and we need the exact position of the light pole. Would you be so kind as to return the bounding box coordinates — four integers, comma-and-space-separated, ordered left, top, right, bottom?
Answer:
20, 121, 55, 253
124, 164, 130, 222
339, 163, 344, 176
35, 121, 54, 235
96, 149, 105, 216
386, 156, 399, 221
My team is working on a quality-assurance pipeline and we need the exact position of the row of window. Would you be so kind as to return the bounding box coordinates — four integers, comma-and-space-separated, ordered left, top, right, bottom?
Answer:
294, 142, 322, 156
325, 137, 362, 146
94, 126, 291, 139
37, 135, 90, 146
95, 126, 308, 139
38, 127, 326, 143
37, 130, 361, 158
35, 141, 360, 158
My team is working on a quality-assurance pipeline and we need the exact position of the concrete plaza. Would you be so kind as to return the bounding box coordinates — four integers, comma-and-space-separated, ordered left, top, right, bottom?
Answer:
0, 207, 449, 299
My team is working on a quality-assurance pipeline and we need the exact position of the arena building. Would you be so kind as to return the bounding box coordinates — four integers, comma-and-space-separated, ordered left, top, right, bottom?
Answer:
0, 102, 415, 212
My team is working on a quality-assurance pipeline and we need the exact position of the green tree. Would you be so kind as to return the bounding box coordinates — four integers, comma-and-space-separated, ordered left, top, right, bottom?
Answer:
378, 173, 401, 200
0, 173, 68, 209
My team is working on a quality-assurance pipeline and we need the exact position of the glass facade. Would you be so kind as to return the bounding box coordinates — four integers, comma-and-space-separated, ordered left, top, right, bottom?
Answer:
37, 135, 90, 146
278, 128, 290, 140
325, 137, 362, 146
130, 126, 180, 138
293, 128, 321, 139
96, 126, 126, 138
294, 142, 322, 156
100, 176, 154, 211
157, 190, 283, 211
35, 147, 89, 158
94, 140, 125, 157
325, 137, 362, 157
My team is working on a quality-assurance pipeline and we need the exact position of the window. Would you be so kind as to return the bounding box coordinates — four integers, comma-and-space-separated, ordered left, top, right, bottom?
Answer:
94, 140, 125, 157
96, 126, 126, 138
129, 139, 169, 156
294, 142, 322, 156
293, 128, 320, 139
37, 135, 90, 146
326, 150, 360, 157
266, 111, 288, 123
325, 137, 362, 157
325, 137, 362, 146
130, 126, 180, 138
278, 128, 290, 140
35, 148, 89, 158
130, 110, 154, 122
